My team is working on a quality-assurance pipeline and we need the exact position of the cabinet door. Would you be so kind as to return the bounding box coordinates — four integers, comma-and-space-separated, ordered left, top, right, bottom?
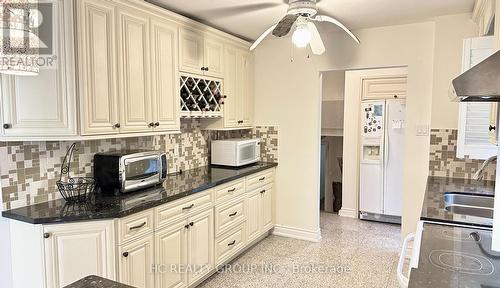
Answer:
119, 235, 155, 288
1, 0, 76, 138
155, 220, 188, 288
179, 28, 204, 75
151, 18, 180, 131
117, 7, 152, 133
187, 209, 214, 285
261, 185, 274, 232
77, 0, 119, 135
239, 51, 254, 127
246, 191, 261, 243
43, 221, 115, 288
361, 76, 407, 100
222, 45, 239, 128
204, 38, 224, 78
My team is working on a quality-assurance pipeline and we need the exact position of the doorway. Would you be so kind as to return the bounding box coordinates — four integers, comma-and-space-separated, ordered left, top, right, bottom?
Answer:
320, 70, 346, 213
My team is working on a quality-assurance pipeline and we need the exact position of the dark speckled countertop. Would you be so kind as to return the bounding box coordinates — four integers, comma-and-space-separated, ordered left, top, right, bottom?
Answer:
421, 176, 495, 228
2, 162, 277, 224
64, 275, 133, 288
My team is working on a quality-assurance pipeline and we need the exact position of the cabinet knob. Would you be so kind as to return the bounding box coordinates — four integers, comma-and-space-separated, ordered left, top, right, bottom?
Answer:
205, 67, 209, 71
189, 222, 194, 227
148, 122, 155, 128
201, 67, 206, 71
260, 189, 266, 194
43, 232, 50, 239
184, 224, 190, 229
489, 125, 496, 131
3, 124, 11, 129
114, 123, 121, 129
394, 95, 398, 99
155, 122, 160, 127
122, 252, 129, 258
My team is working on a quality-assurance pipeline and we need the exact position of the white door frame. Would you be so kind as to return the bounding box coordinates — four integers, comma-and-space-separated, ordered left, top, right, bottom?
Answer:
335, 67, 408, 219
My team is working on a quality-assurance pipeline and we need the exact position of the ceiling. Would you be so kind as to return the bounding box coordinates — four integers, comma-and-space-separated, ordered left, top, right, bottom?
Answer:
147, 0, 475, 42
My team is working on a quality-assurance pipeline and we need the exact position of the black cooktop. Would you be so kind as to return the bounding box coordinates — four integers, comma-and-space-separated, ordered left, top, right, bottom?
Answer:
409, 223, 500, 288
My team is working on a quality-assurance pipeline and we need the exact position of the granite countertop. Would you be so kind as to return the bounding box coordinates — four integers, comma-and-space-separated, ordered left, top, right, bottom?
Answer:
408, 222, 500, 288
64, 275, 133, 288
1, 162, 277, 224
420, 176, 495, 228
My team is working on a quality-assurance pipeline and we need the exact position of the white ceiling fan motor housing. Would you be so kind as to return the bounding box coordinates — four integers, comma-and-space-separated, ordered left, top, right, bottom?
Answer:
287, 0, 318, 17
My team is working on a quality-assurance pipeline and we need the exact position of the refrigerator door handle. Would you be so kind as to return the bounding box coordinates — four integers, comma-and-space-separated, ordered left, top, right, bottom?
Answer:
383, 101, 389, 214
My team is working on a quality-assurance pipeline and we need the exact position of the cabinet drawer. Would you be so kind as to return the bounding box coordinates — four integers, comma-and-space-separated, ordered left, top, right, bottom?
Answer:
118, 209, 154, 245
215, 222, 246, 266
214, 179, 245, 204
155, 190, 213, 230
214, 196, 246, 236
246, 169, 274, 192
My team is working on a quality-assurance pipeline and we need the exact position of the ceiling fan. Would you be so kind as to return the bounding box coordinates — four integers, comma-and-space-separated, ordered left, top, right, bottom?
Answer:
250, 0, 360, 55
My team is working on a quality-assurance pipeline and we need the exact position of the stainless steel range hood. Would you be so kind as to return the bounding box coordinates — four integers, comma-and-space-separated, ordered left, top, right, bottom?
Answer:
450, 50, 500, 102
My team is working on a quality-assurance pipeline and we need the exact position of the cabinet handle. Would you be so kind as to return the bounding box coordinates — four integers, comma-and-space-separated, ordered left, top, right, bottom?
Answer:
155, 122, 160, 127
229, 212, 238, 217
43, 232, 50, 239
227, 188, 236, 193
129, 222, 147, 230
114, 123, 121, 129
260, 189, 266, 194
227, 240, 236, 246
189, 222, 194, 227
184, 224, 190, 229
259, 177, 266, 181
3, 124, 11, 129
205, 67, 209, 71
489, 125, 496, 131
122, 252, 129, 258
182, 204, 194, 210
148, 122, 155, 128
201, 67, 206, 71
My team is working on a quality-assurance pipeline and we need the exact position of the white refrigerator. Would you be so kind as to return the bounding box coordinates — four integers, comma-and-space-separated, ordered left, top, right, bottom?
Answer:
359, 100, 406, 224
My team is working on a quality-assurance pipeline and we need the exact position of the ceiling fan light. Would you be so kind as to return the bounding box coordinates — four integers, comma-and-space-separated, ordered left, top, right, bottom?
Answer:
292, 24, 311, 48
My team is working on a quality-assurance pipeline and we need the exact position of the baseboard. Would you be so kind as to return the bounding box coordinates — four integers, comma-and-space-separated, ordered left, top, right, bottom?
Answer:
272, 225, 322, 242
338, 207, 358, 219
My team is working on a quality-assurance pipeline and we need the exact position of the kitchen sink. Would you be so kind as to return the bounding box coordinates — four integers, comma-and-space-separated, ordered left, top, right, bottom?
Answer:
443, 193, 494, 218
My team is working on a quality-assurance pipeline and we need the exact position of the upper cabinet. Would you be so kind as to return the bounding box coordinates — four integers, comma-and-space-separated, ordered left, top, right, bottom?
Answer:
1, 0, 77, 138
179, 28, 224, 78
204, 45, 254, 130
77, 0, 120, 135
0, 0, 253, 140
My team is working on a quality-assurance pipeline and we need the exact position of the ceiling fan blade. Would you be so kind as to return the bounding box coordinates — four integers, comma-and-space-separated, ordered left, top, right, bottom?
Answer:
250, 23, 278, 51
307, 22, 325, 55
313, 15, 360, 44
199, 3, 283, 18
272, 14, 298, 37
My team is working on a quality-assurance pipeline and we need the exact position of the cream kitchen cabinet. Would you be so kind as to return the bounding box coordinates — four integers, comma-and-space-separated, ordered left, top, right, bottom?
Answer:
117, 6, 153, 133
0, 0, 77, 139
43, 221, 116, 288
155, 208, 214, 288
151, 17, 181, 131
361, 76, 407, 100
246, 184, 274, 243
77, 0, 120, 135
203, 45, 254, 129
119, 235, 155, 288
179, 28, 224, 78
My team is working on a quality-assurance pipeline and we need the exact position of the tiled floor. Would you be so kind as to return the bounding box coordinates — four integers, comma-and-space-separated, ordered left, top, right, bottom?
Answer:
199, 212, 402, 288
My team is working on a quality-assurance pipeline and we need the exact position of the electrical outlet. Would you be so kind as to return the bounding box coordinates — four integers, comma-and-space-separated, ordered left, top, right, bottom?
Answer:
416, 124, 429, 136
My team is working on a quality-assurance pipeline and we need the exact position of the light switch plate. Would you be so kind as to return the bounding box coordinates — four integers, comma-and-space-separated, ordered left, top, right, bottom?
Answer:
416, 124, 429, 136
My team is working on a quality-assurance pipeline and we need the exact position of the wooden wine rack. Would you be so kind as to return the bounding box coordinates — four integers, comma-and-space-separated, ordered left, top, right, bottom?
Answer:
180, 74, 224, 118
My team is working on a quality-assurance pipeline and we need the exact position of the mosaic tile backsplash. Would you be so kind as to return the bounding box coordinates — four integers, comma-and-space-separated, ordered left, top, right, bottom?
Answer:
1, 120, 279, 210
429, 129, 495, 181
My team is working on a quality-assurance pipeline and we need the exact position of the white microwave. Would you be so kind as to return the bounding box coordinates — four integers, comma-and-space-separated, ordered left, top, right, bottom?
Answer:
211, 138, 260, 167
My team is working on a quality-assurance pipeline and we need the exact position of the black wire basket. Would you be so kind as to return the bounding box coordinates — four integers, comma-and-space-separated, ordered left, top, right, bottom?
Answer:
56, 143, 96, 203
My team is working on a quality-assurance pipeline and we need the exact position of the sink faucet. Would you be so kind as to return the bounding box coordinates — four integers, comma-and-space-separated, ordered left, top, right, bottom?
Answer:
473, 155, 497, 181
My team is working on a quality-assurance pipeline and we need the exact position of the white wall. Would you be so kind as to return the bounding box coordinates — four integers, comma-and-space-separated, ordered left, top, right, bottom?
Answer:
431, 14, 478, 129
254, 14, 475, 239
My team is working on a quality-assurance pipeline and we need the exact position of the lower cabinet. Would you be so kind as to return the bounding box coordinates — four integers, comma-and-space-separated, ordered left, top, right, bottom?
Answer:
43, 221, 116, 288
155, 209, 214, 288
246, 183, 274, 243
119, 235, 155, 288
